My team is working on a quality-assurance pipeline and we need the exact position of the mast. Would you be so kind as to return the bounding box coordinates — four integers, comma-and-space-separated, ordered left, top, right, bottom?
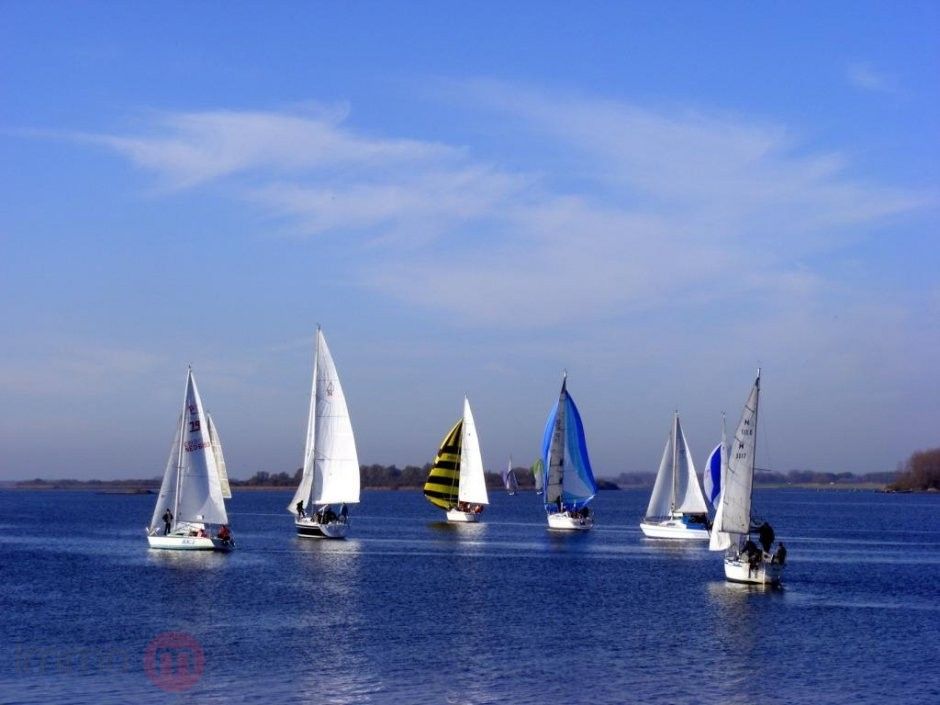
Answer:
173, 368, 189, 525
747, 368, 761, 533
671, 412, 678, 514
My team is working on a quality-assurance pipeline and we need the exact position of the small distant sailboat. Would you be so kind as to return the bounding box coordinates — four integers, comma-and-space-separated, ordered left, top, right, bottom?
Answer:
423, 397, 489, 523
531, 459, 544, 495
541, 372, 598, 530
709, 371, 786, 585
639, 412, 710, 540
288, 328, 360, 539
502, 457, 518, 495
147, 368, 235, 551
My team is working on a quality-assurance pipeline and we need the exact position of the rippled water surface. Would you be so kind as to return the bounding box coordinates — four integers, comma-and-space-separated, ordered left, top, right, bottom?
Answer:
1, 488, 938, 704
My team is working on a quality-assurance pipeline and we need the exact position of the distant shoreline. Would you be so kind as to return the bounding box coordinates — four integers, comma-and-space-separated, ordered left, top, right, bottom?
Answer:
2, 481, 918, 492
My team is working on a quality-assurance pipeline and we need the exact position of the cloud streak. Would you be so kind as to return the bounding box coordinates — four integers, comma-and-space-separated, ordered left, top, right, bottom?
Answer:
71, 84, 930, 327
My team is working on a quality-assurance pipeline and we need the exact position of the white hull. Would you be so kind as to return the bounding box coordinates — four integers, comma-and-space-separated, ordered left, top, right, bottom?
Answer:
547, 512, 593, 531
147, 534, 234, 552
446, 509, 481, 523
724, 555, 784, 585
640, 518, 709, 540
295, 516, 349, 539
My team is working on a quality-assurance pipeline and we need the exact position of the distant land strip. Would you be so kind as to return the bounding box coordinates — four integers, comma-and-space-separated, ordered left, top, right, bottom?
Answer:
4, 460, 935, 492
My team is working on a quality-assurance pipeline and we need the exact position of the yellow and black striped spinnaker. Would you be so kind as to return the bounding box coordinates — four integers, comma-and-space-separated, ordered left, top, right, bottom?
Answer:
423, 420, 463, 509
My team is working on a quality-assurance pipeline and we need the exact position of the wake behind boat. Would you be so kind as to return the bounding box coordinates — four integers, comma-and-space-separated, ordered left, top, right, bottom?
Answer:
288, 328, 361, 539
423, 397, 489, 523
541, 372, 598, 530
147, 368, 234, 552
640, 412, 710, 540
709, 371, 787, 585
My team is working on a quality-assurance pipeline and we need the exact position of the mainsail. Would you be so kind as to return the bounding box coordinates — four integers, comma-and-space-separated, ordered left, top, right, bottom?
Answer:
424, 420, 463, 509
151, 369, 229, 531
541, 375, 597, 511
710, 373, 760, 551
645, 414, 707, 519
207, 413, 232, 499
289, 328, 361, 514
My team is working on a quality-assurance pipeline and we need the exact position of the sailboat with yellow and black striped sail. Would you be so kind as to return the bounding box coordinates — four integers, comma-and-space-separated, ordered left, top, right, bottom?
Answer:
423, 397, 489, 523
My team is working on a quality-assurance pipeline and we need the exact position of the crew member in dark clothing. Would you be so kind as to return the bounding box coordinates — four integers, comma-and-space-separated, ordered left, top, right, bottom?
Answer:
758, 522, 775, 553
296, 500, 306, 518
162, 508, 173, 535
773, 543, 787, 565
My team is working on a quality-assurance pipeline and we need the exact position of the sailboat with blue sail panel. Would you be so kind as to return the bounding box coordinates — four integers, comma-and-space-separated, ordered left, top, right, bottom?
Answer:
541, 372, 598, 530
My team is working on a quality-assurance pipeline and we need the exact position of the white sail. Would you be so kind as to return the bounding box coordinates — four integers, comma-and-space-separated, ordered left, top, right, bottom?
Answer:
674, 418, 708, 514
164, 369, 229, 526
289, 328, 360, 512
645, 427, 674, 519
645, 414, 708, 518
457, 397, 489, 505
207, 413, 232, 499
150, 413, 183, 533
710, 373, 760, 549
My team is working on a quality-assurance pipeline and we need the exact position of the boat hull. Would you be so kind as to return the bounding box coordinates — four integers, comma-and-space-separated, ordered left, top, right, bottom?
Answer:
147, 534, 234, 552
446, 509, 481, 523
640, 518, 709, 540
547, 512, 593, 531
724, 556, 784, 585
295, 517, 349, 539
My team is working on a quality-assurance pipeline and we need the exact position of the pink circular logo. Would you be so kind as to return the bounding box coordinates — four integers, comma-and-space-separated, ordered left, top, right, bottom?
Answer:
143, 631, 205, 692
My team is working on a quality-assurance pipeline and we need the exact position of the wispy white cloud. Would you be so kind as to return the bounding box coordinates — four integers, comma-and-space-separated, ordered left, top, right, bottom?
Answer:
68, 85, 930, 328
846, 62, 896, 93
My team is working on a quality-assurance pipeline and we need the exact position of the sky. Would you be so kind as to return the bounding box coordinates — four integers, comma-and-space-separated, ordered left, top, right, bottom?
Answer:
1, 1, 938, 480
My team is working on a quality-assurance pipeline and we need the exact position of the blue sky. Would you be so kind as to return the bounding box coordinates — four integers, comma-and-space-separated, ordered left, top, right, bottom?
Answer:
1, 2, 937, 480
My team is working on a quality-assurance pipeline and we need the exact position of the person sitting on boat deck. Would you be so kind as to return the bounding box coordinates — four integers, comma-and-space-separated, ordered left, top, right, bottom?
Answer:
772, 543, 787, 566
162, 508, 173, 536
217, 525, 232, 542
296, 500, 306, 518
197, 527, 207, 538
473, 504, 483, 514
322, 506, 337, 523
758, 521, 775, 554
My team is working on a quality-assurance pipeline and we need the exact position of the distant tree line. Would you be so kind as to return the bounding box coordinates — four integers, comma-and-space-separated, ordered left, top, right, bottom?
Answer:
887, 448, 940, 491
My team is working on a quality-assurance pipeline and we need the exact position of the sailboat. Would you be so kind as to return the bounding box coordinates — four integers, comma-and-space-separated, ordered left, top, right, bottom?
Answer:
709, 371, 786, 585
531, 459, 544, 495
639, 412, 710, 539
423, 397, 489, 523
288, 328, 361, 539
502, 457, 518, 495
147, 368, 235, 551
542, 372, 598, 530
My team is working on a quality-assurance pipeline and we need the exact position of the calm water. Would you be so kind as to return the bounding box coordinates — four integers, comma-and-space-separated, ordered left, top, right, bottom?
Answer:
1, 488, 938, 704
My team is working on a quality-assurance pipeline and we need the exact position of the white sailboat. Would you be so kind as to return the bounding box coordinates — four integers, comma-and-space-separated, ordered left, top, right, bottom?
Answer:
288, 328, 361, 539
423, 397, 490, 523
542, 373, 598, 530
640, 412, 710, 540
502, 457, 518, 495
709, 371, 786, 585
147, 368, 234, 551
